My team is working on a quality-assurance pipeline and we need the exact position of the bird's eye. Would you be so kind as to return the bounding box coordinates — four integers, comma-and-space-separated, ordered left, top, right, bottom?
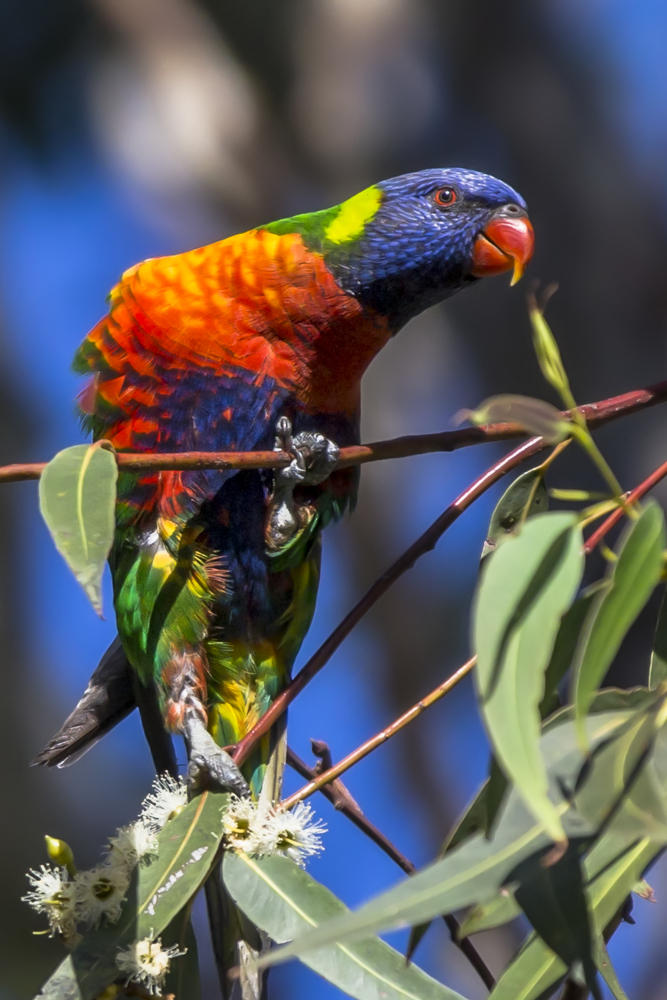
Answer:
434, 187, 457, 207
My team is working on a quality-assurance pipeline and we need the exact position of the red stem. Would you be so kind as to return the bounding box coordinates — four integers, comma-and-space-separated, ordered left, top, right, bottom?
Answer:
584, 457, 667, 553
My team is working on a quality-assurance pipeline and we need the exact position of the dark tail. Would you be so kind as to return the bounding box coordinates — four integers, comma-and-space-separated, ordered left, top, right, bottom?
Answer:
31, 637, 177, 776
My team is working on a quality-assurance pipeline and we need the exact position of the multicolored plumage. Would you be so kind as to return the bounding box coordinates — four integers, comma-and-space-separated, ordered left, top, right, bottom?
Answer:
68, 168, 533, 802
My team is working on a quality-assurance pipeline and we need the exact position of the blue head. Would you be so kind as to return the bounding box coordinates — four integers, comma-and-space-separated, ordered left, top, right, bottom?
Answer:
322, 168, 534, 330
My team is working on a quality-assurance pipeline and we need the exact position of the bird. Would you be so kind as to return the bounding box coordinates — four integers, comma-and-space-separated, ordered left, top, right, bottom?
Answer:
36, 165, 533, 787
34, 167, 533, 992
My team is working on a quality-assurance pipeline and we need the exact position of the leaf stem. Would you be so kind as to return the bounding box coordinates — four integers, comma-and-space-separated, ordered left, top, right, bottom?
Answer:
584, 457, 667, 553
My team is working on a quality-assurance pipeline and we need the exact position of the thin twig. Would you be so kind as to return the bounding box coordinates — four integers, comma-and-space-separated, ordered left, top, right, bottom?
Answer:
232, 435, 546, 767
281, 657, 476, 810
584, 457, 667, 553
286, 745, 496, 990
2, 379, 667, 484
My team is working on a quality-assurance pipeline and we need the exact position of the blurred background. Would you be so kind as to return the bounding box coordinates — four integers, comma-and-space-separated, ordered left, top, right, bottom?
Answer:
1, 0, 667, 997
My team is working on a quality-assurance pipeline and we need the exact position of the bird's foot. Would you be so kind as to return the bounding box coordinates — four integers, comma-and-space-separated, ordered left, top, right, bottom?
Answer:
184, 714, 250, 798
266, 417, 339, 550
274, 416, 340, 488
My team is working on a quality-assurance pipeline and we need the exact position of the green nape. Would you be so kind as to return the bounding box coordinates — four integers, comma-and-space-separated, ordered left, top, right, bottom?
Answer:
263, 185, 382, 251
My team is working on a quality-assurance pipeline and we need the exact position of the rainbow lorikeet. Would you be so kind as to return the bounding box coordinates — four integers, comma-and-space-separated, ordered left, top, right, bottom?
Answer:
36, 168, 533, 799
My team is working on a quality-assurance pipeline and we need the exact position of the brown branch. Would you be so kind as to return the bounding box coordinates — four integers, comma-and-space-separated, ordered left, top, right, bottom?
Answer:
281, 657, 476, 810
2, 379, 667, 485
232, 434, 547, 767
286, 745, 496, 990
584, 457, 667, 554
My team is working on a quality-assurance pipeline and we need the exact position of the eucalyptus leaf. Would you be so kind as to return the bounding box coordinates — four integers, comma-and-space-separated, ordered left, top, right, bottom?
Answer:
39, 443, 117, 615
162, 905, 201, 1000
572, 501, 666, 742
457, 890, 521, 939
511, 843, 601, 1000
649, 586, 667, 689
595, 937, 629, 1000
488, 838, 658, 1000
34, 790, 227, 1000
224, 852, 467, 1000
464, 395, 570, 444
257, 712, 635, 970
474, 512, 584, 841
482, 466, 548, 559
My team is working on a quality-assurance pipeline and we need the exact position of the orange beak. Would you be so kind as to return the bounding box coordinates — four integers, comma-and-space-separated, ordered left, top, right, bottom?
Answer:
470, 215, 535, 286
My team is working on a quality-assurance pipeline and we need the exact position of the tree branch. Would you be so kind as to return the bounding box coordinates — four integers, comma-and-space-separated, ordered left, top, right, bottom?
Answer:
281, 657, 476, 810
286, 744, 496, 990
2, 379, 667, 484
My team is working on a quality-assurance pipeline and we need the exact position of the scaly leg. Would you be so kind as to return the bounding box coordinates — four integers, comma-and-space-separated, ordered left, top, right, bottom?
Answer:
164, 648, 250, 797
266, 416, 339, 550
184, 712, 250, 798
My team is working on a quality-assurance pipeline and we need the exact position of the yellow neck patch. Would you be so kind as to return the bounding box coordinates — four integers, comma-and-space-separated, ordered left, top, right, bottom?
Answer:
324, 185, 382, 244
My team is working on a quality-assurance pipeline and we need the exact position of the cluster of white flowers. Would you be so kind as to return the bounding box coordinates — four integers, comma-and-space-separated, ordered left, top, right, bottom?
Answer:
116, 936, 186, 995
223, 796, 327, 866
22, 774, 188, 938
24, 774, 325, 994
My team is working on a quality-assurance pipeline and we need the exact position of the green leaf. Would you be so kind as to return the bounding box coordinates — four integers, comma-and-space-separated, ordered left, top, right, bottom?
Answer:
649, 586, 667, 689
38, 443, 117, 615
528, 299, 575, 408
473, 512, 584, 841
539, 591, 597, 719
162, 906, 201, 1000
34, 790, 227, 1000
462, 395, 570, 445
488, 837, 659, 1000
482, 466, 548, 559
223, 852, 467, 1000
595, 937, 628, 1000
457, 890, 521, 939
511, 843, 601, 999
572, 501, 666, 742
257, 711, 634, 970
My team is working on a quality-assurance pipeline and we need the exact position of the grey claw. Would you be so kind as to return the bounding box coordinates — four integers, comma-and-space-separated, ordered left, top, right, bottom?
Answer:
184, 715, 250, 798
291, 431, 340, 486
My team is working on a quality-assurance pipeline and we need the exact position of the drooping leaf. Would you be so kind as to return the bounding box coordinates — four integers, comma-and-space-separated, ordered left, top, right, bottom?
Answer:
595, 937, 629, 1000
481, 466, 549, 559
457, 890, 521, 939
257, 711, 636, 970
488, 837, 659, 1000
223, 852, 467, 1000
649, 586, 667, 688
162, 905, 201, 1000
38, 443, 117, 615
34, 790, 227, 1000
511, 843, 601, 1000
462, 395, 570, 444
572, 501, 666, 742
539, 590, 598, 718
474, 512, 584, 841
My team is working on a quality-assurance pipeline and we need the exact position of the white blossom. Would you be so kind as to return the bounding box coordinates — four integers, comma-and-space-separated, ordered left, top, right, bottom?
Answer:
222, 795, 269, 851
256, 801, 327, 866
22, 865, 76, 939
139, 774, 188, 831
108, 821, 158, 870
116, 936, 186, 995
73, 862, 129, 927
